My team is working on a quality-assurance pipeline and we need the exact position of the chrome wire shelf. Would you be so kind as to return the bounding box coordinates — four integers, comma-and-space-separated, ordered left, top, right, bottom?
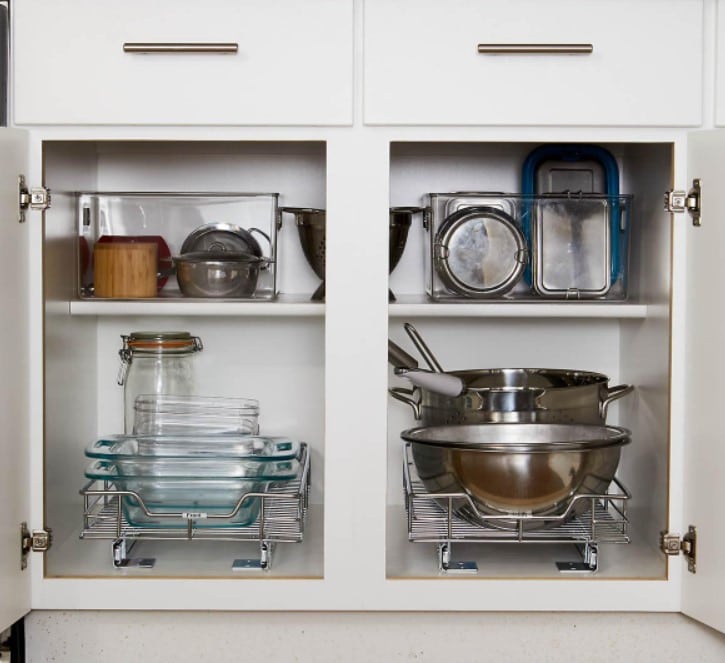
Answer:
80, 443, 310, 570
403, 442, 630, 574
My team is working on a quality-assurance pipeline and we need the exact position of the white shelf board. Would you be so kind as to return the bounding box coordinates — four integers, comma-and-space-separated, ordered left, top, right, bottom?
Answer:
388, 295, 648, 319
69, 293, 325, 317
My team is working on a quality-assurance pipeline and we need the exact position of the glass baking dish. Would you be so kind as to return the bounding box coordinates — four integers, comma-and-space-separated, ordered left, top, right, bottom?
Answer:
84, 458, 301, 528
86, 434, 301, 461
84, 455, 300, 479
132, 394, 260, 435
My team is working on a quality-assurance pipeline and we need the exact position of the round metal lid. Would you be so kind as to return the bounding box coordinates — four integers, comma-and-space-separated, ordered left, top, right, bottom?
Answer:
434, 206, 527, 297
180, 223, 263, 257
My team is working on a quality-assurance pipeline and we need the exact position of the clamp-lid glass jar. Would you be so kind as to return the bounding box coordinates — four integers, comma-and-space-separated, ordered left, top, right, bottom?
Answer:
118, 331, 203, 433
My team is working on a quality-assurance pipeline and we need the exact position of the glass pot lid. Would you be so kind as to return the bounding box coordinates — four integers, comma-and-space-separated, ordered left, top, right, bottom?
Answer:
433, 206, 527, 297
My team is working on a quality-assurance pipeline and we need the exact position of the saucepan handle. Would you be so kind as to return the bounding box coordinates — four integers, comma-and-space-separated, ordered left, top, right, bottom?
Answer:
389, 387, 422, 420
600, 384, 634, 419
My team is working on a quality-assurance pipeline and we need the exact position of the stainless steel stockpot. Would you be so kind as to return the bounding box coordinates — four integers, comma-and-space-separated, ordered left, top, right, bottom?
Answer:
390, 367, 633, 426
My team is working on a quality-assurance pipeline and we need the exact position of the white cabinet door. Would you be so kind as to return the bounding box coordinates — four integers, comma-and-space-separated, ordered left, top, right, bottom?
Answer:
13, 0, 353, 126
0, 129, 30, 632
680, 130, 725, 634
716, 0, 725, 126
364, 0, 703, 126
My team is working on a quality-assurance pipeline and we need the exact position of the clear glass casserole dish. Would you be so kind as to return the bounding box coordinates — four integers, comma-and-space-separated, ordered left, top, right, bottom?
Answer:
84, 455, 300, 479
84, 458, 301, 528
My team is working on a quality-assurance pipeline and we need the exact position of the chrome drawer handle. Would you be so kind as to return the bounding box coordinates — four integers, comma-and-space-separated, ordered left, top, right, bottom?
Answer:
477, 43, 593, 54
123, 42, 239, 54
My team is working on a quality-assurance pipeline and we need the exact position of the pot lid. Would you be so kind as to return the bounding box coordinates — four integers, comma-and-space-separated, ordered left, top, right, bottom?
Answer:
174, 251, 267, 265
434, 206, 527, 297
180, 222, 264, 257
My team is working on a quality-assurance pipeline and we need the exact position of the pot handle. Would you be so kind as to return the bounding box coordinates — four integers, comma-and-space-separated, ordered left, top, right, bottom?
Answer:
600, 384, 634, 419
389, 387, 422, 419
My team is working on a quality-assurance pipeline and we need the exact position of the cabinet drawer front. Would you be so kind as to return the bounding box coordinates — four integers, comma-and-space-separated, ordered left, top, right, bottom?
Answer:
364, 0, 703, 127
14, 0, 352, 126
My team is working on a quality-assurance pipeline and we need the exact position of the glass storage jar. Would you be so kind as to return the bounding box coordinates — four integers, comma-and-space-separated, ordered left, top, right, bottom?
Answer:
117, 331, 203, 433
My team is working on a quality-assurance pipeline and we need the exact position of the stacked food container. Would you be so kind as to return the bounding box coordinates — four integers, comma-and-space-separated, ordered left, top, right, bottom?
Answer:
80, 333, 310, 570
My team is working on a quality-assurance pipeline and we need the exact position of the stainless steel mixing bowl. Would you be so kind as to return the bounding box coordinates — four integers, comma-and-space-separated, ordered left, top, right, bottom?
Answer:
402, 422, 631, 530
175, 251, 270, 298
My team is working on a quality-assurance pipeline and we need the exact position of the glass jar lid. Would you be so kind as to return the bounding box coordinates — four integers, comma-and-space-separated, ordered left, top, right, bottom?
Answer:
122, 331, 204, 356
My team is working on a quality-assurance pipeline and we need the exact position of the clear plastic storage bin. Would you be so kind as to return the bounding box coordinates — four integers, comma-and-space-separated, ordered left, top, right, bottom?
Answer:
77, 192, 280, 300
424, 192, 632, 301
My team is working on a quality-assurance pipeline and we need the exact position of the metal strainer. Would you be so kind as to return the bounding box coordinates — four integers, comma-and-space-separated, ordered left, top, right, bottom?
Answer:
281, 207, 326, 301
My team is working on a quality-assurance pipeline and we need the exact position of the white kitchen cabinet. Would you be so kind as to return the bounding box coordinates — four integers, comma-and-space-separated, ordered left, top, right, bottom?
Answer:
0, 0, 724, 640
13, 0, 354, 126
364, 0, 704, 127
716, 0, 725, 125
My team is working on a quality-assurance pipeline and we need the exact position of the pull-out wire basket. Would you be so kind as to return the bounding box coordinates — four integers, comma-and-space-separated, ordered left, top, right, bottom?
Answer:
403, 442, 630, 573
80, 443, 310, 571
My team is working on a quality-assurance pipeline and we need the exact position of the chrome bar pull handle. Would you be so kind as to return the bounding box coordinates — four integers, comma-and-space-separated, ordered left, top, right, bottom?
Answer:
123, 42, 239, 54
477, 43, 593, 55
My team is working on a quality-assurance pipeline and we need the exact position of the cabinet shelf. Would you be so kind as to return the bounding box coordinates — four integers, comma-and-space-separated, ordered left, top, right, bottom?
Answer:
388, 295, 648, 319
69, 294, 325, 317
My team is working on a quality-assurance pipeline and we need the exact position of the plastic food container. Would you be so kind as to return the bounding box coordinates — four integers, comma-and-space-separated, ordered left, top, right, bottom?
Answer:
133, 394, 260, 435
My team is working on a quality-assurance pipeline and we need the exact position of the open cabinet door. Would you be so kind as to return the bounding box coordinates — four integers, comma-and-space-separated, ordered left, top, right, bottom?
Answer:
0, 129, 30, 631
680, 130, 725, 633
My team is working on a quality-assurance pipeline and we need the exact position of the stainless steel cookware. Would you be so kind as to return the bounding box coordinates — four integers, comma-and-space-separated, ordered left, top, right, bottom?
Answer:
281, 206, 423, 302
391, 367, 632, 425
175, 251, 272, 298
389, 207, 424, 301
433, 204, 528, 298
389, 324, 633, 424
402, 422, 631, 529
280, 207, 326, 301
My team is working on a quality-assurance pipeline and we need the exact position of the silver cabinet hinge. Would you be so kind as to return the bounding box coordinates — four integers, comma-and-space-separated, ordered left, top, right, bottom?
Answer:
660, 525, 696, 573
20, 522, 52, 570
18, 174, 51, 223
664, 178, 701, 227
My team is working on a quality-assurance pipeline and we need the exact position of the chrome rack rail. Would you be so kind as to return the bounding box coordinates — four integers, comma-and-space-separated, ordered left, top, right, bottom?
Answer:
80, 443, 310, 571
403, 442, 630, 574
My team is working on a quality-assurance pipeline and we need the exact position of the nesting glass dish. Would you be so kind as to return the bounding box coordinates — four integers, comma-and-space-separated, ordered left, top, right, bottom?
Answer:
84, 433, 303, 529
132, 394, 260, 435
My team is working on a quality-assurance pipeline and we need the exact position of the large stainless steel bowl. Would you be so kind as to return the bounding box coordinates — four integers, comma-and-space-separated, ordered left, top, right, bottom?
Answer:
402, 423, 630, 530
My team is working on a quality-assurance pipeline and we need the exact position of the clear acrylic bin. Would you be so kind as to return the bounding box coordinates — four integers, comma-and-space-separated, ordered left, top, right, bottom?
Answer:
77, 192, 280, 300
424, 192, 632, 301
